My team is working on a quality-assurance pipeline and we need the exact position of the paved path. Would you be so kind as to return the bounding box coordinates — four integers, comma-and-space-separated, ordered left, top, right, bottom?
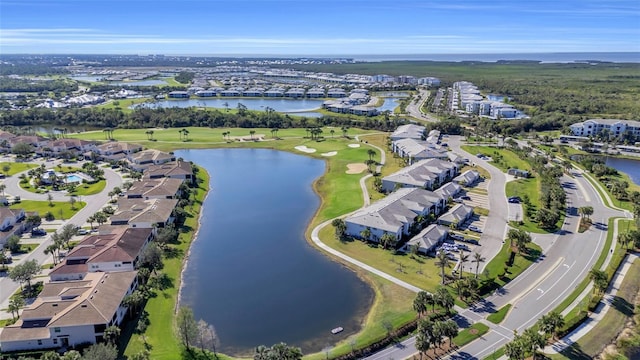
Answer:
354, 135, 386, 207
545, 253, 638, 354
0, 160, 124, 320
405, 89, 439, 123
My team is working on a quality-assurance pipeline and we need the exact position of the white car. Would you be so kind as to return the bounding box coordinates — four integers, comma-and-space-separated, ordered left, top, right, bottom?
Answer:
468, 225, 482, 233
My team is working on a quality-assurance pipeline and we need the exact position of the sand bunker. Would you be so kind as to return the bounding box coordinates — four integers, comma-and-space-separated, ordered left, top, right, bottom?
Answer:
346, 163, 368, 174
348, 144, 361, 148
294, 145, 317, 153
321, 151, 338, 157
231, 134, 265, 141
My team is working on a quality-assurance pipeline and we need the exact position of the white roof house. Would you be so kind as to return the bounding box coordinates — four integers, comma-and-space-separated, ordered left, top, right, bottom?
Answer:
438, 204, 474, 228
435, 182, 462, 199
570, 119, 640, 139
344, 188, 445, 242
390, 124, 426, 141
392, 138, 448, 164
453, 170, 480, 186
381, 159, 458, 192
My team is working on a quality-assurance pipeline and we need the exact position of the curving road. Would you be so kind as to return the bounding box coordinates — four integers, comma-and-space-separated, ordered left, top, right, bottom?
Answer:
0, 159, 124, 317
405, 89, 439, 123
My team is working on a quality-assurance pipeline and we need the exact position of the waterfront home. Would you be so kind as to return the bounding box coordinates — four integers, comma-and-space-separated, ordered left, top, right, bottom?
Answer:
243, 87, 265, 97
126, 178, 183, 200
392, 138, 448, 164
127, 149, 176, 171
345, 188, 445, 242
220, 89, 241, 97
401, 224, 449, 255
264, 88, 285, 97
143, 160, 194, 185
9, 135, 50, 151
49, 226, 153, 281
195, 90, 217, 97
285, 88, 306, 98
381, 158, 458, 192
0, 271, 138, 352
168, 91, 190, 98
306, 88, 325, 98
438, 204, 474, 228
350, 105, 378, 116
569, 119, 640, 139
453, 170, 480, 186
111, 198, 178, 228
390, 125, 426, 141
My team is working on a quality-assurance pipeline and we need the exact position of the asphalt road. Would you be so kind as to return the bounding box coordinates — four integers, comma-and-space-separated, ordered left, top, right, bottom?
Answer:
0, 160, 123, 313
405, 89, 439, 123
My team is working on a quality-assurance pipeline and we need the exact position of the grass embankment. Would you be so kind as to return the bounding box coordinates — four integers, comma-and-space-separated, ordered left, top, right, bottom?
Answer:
123, 169, 225, 359
0, 162, 37, 176
483, 241, 543, 288
552, 258, 640, 360
20, 178, 106, 196
582, 167, 640, 213
487, 304, 512, 324
453, 322, 490, 347
95, 97, 152, 111
461, 145, 532, 173
11, 200, 85, 220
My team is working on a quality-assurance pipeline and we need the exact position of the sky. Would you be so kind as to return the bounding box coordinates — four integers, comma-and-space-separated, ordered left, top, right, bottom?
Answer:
1, 0, 639, 55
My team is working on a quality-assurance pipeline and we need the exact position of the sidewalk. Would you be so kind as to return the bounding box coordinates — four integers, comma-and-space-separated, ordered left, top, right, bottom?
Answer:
544, 253, 638, 354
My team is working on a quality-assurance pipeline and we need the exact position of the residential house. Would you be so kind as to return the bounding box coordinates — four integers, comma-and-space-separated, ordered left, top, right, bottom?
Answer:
143, 160, 194, 185
0, 271, 138, 352
126, 178, 183, 200
392, 138, 448, 165
569, 119, 640, 140
453, 170, 480, 186
93, 142, 142, 162
344, 188, 445, 242
390, 124, 426, 141
110, 198, 178, 228
326, 88, 347, 98
401, 224, 449, 255
49, 226, 153, 281
306, 88, 325, 98
285, 88, 306, 98
0, 208, 26, 247
46, 139, 97, 158
168, 91, 190, 98
127, 149, 175, 172
434, 182, 462, 200
438, 204, 474, 228
381, 159, 458, 192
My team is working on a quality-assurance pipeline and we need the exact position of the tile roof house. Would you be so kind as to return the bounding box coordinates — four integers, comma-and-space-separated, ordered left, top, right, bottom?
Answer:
345, 188, 445, 242
0, 271, 138, 352
93, 142, 143, 162
49, 226, 153, 281
111, 198, 178, 228
381, 158, 458, 192
126, 178, 183, 200
143, 160, 194, 185
438, 204, 474, 228
46, 139, 97, 156
402, 224, 449, 254
127, 149, 176, 172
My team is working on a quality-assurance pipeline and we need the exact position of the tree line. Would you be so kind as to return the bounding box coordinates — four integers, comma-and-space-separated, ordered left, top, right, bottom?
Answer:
0, 77, 78, 93
0, 106, 409, 132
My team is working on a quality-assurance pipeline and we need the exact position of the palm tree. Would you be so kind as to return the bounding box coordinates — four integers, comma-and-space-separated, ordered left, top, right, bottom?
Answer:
473, 252, 486, 279
435, 287, 455, 314
413, 291, 428, 318
8, 296, 24, 320
458, 250, 469, 279
330, 129, 335, 138
589, 269, 608, 294
367, 149, 376, 162
359, 227, 371, 242
249, 130, 256, 140
435, 250, 451, 285
538, 311, 565, 340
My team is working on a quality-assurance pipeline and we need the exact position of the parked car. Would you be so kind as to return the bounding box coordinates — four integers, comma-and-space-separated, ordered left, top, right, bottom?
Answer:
461, 195, 471, 200
465, 239, 480, 245
449, 233, 465, 241
453, 198, 464, 203
31, 228, 46, 236
508, 196, 522, 203
468, 225, 482, 233
77, 229, 88, 235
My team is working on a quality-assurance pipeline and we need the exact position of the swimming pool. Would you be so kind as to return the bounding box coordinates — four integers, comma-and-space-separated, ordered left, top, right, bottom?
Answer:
66, 174, 83, 183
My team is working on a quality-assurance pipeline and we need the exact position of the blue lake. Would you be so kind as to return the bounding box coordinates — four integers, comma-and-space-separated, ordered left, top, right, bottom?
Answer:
605, 157, 640, 185
177, 148, 373, 356
140, 98, 325, 113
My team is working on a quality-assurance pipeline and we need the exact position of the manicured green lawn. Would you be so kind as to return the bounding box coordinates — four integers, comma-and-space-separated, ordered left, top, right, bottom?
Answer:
10, 200, 85, 220
453, 322, 489, 347
556, 258, 640, 359
484, 241, 542, 288
71, 180, 106, 196
461, 145, 532, 173
0, 162, 37, 176
487, 304, 512, 324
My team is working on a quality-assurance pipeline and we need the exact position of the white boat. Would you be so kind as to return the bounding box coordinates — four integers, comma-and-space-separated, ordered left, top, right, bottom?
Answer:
331, 327, 344, 334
